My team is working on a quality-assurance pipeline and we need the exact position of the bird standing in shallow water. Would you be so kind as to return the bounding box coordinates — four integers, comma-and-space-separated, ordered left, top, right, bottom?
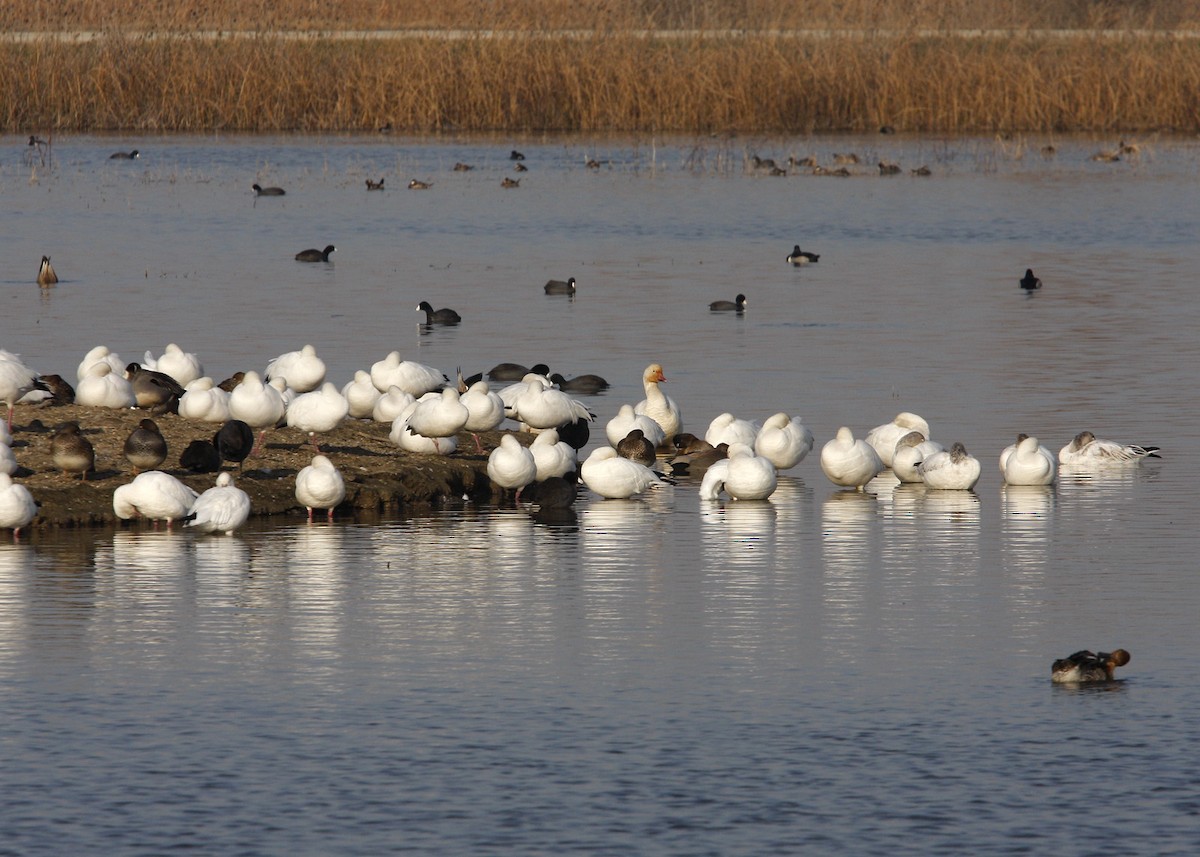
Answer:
820, 426, 883, 490
1000, 435, 1056, 486
1051, 649, 1130, 683
634, 364, 682, 442
581, 447, 668, 499
185, 472, 251, 535
0, 473, 37, 537
295, 455, 346, 521
1020, 269, 1042, 291
917, 442, 982, 490
113, 471, 199, 528
487, 435, 537, 503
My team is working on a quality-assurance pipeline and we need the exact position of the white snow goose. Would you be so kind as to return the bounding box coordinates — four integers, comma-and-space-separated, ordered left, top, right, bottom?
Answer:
820, 426, 884, 490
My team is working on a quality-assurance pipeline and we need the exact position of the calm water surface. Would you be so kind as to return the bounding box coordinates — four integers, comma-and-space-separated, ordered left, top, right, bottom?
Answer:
1, 133, 1199, 855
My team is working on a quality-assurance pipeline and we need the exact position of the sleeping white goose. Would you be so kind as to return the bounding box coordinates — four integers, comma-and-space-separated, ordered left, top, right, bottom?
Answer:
286, 381, 350, 450
369, 352, 446, 397
0, 442, 17, 476
113, 471, 200, 526
497, 370, 555, 417
753, 413, 814, 470
865, 412, 931, 468
634, 363, 682, 441
390, 398, 458, 455
891, 430, 943, 483
185, 472, 251, 535
0, 350, 46, 428
342, 370, 381, 419
699, 442, 777, 500
510, 377, 593, 431
372, 386, 416, 423
918, 442, 982, 490
605, 403, 666, 449
268, 377, 297, 410
76, 345, 125, 382
0, 472, 37, 536
580, 446, 667, 499
143, 343, 203, 386
178, 377, 231, 423
487, 434, 537, 501
460, 381, 506, 452
405, 387, 469, 453
820, 426, 885, 489
228, 371, 286, 452
76, 362, 136, 409
704, 412, 758, 448
295, 454, 346, 521
530, 428, 578, 481
1058, 431, 1160, 466
265, 343, 326, 393
1001, 435, 1057, 486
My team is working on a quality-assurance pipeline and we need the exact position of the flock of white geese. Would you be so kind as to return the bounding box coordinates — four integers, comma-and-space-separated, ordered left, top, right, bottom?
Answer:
0, 343, 1161, 537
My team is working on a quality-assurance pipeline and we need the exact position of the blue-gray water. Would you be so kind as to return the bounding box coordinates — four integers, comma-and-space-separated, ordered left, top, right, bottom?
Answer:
1, 133, 1198, 855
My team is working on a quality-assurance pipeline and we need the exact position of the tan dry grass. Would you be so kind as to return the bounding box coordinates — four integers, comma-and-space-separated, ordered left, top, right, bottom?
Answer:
3, 1, 1200, 133
6, 0, 1200, 32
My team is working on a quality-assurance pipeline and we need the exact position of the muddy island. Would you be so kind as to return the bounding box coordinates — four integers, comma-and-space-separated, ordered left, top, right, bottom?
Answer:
7, 403, 533, 529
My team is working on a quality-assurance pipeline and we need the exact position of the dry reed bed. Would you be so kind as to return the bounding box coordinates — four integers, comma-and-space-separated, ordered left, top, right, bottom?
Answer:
4, 32, 1200, 133
8, 0, 1200, 32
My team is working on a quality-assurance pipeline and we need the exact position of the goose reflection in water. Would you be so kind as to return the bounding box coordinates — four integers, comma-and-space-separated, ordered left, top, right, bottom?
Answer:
821, 490, 880, 566
700, 499, 777, 571
920, 488, 982, 525
191, 537, 250, 588
281, 526, 349, 662
580, 500, 664, 570
1001, 485, 1056, 566
103, 530, 188, 582
915, 491, 982, 580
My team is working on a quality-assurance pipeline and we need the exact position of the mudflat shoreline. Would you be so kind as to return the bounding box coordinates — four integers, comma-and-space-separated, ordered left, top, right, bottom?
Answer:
8, 403, 525, 529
